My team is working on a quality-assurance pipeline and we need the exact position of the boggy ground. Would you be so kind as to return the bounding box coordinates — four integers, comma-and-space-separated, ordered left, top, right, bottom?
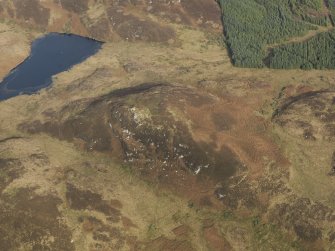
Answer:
0, 1, 335, 250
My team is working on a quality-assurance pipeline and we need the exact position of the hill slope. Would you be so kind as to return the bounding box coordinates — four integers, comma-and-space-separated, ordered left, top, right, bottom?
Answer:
0, 1, 335, 250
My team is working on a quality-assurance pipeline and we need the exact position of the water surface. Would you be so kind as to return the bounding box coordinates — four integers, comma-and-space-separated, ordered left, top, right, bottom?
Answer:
0, 33, 102, 100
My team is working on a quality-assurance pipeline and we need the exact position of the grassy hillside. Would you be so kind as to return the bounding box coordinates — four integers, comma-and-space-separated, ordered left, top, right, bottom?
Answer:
1, 1, 335, 250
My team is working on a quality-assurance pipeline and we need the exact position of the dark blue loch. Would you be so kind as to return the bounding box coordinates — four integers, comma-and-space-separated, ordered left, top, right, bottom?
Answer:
0, 33, 102, 100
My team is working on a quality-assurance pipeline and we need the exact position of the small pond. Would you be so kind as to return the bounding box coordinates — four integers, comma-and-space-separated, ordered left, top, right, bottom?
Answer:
0, 33, 102, 100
